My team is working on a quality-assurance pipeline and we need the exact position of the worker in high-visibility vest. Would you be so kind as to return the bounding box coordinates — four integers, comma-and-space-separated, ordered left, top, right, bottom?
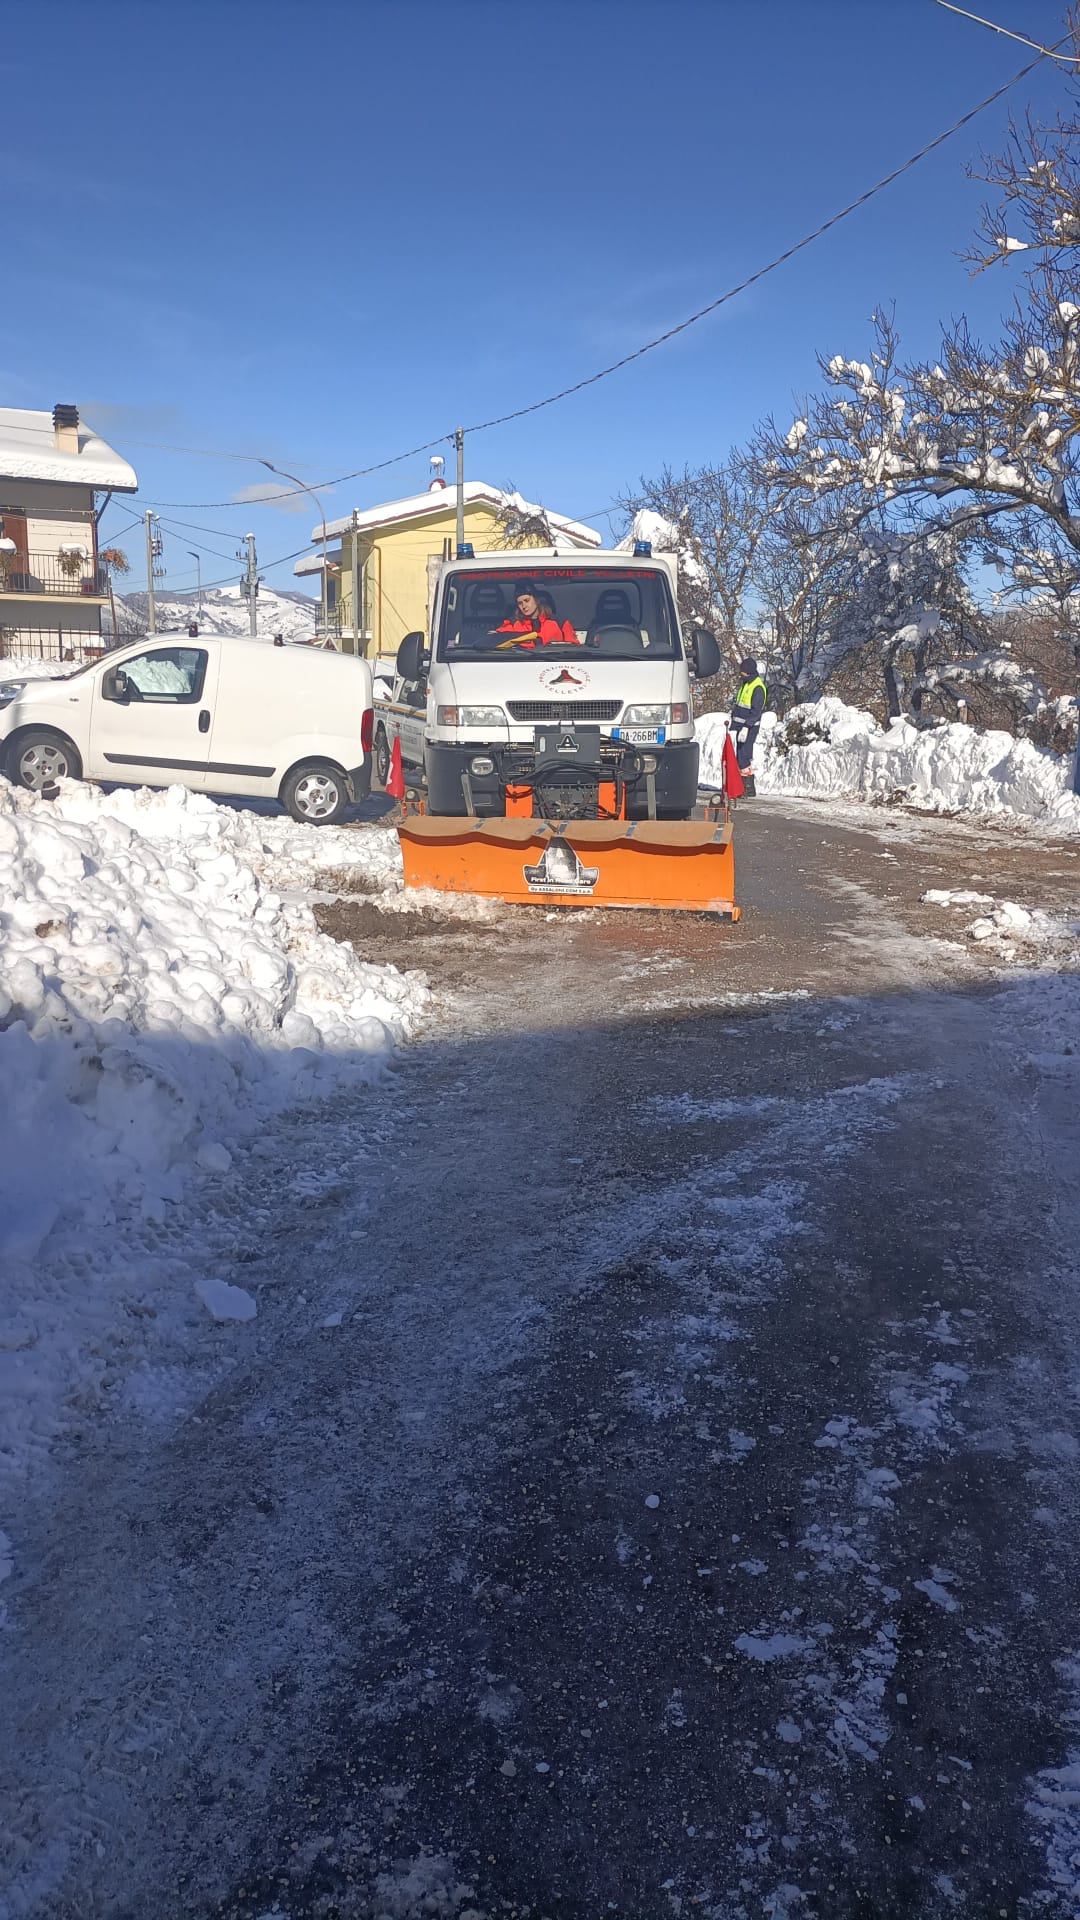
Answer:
730, 658, 767, 781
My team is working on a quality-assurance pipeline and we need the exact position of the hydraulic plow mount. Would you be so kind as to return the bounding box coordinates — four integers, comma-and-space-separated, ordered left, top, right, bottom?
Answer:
397, 814, 740, 916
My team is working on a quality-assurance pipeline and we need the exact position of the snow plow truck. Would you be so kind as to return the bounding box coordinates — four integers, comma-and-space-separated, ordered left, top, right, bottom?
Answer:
381, 542, 740, 915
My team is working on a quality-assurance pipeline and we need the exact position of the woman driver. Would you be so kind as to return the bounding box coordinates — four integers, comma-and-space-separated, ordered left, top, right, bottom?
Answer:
494, 582, 579, 647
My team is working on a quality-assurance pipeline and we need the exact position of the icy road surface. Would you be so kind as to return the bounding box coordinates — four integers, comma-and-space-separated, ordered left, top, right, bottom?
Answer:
4, 796, 1080, 1919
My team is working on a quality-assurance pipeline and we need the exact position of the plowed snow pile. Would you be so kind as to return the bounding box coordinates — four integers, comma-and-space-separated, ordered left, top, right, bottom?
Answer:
698, 700, 1080, 834
0, 781, 422, 1270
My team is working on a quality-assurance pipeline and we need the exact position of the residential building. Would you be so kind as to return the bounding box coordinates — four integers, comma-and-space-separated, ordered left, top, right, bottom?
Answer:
0, 405, 138, 661
294, 479, 601, 657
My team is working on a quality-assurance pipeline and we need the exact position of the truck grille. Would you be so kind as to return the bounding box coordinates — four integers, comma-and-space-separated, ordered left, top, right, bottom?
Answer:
506, 700, 622, 724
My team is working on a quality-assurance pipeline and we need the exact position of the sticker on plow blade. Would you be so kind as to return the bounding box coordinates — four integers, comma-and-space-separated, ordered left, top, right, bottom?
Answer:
523, 836, 600, 896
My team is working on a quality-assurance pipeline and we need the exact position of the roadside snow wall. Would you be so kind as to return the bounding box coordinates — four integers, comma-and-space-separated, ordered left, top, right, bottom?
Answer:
0, 781, 424, 1266
698, 700, 1080, 835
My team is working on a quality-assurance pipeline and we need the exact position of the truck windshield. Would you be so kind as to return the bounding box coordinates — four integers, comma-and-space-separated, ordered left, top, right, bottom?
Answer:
437, 567, 681, 661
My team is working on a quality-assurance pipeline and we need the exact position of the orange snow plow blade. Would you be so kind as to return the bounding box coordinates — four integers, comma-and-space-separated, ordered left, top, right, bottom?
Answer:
397, 816, 740, 916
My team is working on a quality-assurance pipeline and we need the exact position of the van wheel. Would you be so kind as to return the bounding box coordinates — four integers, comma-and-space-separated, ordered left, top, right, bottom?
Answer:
8, 729, 82, 791
281, 761, 348, 825
374, 726, 390, 787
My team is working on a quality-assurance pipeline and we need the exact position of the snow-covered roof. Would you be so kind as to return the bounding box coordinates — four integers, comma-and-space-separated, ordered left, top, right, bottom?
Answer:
0, 408, 138, 491
312, 482, 601, 549
294, 547, 341, 577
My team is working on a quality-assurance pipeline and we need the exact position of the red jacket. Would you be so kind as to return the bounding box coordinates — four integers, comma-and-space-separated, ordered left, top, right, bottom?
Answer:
495, 616, 581, 648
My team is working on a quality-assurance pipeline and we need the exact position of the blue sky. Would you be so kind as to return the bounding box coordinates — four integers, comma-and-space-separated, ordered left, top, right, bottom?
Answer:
2, 0, 1071, 596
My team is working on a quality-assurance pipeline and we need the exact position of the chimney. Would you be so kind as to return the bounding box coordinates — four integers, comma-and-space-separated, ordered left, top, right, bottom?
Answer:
53, 404, 79, 454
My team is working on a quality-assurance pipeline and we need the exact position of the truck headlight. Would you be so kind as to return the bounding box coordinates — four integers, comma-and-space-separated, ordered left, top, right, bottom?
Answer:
0, 682, 26, 708
437, 705, 505, 727
622, 704, 669, 726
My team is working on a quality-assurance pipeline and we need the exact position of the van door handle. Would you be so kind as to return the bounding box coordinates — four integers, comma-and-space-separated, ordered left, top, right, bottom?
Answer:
198, 709, 211, 734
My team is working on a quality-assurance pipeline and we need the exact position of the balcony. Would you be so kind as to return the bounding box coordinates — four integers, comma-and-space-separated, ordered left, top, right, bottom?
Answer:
0, 551, 109, 600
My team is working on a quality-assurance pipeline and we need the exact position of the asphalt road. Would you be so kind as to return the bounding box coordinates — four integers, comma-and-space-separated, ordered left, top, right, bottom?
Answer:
6, 798, 1080, 1920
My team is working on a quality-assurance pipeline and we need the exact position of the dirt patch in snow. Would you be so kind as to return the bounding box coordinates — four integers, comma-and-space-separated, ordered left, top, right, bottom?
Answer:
316, 900, 443, 944
314, 897, 513, 991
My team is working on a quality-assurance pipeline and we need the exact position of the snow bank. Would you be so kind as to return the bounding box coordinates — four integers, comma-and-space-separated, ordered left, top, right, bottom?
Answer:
0, 781, 426, 1270
698, 700, 1080, 834
51, 779, 407, 898
0, 657, 78, 683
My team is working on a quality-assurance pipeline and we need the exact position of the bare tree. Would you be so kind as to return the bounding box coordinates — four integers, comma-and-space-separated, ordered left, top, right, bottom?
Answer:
759, 291, 1080, 556
758, 22, 1080, 569
492, 488, 558, 549
828, 517, 984, 719
618, 456, 772, 673
749, 489, 857, 703
966, 11, 1080, 275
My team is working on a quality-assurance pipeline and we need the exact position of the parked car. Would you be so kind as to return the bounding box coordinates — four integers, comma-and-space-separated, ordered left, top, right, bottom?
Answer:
0, 633, 374, 823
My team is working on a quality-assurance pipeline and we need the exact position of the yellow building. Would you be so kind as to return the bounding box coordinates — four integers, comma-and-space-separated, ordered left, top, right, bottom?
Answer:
294, 480, 600, 657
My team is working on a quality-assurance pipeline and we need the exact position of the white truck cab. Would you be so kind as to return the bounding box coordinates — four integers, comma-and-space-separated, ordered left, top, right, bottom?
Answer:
384, 546, 720, 819
0, 633, 374, 823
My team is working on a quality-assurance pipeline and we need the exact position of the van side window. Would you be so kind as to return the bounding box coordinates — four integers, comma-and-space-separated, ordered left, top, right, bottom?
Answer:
118, 647, 208, 703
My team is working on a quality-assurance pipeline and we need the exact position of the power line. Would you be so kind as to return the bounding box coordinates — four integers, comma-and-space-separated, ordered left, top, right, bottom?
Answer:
149, 510, 266, 541
178, 542, 315, 594
154, 519, 239, 563
100, 512, 146, 544
111, 435, 297, 464
932, 1, 1078, 66
135, 36, 1064, 513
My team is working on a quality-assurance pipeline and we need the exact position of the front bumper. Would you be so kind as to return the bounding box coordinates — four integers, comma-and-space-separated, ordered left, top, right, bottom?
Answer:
425, 737, 700, 818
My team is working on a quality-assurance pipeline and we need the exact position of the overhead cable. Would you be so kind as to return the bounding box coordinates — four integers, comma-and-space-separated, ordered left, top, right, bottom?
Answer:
932, 2, 1078, 66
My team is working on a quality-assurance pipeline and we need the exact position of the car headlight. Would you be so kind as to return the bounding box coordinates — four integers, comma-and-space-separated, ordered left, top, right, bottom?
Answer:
620, 704, 691, 727
437, 705, 505, 727
0, 682, 26, 708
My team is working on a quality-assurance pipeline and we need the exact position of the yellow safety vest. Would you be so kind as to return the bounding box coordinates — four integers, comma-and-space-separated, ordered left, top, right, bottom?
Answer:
734, 675, 767, 711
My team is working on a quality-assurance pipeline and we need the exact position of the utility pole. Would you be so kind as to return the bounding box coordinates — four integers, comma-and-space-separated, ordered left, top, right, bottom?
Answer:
455, 427, 465, 555
245, 533, 258, 638
351, 508, 361, 657
188, 551, 202, 618
144, 510, 160, 635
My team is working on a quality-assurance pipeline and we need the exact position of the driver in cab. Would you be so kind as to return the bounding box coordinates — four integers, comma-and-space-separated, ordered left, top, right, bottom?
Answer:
492, 581, 580, 649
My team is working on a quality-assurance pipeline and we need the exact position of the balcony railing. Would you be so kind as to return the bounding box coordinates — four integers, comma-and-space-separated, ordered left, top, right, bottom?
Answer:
0, 551, 108, 599
0, 624, 123, 665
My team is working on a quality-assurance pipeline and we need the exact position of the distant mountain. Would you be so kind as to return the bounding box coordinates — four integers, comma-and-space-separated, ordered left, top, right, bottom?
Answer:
110, 583, 320, 644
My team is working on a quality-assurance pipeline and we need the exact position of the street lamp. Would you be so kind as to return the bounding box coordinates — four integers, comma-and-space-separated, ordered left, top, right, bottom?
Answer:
188, 551, 202, 618
259, 460, 330, 642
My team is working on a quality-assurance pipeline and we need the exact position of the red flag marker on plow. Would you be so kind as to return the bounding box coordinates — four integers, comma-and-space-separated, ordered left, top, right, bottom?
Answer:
722, 730, 745, 799
386, 735, 406, 801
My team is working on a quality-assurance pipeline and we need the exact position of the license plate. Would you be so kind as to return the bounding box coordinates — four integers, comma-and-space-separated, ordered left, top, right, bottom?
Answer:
615, 726, 665, 745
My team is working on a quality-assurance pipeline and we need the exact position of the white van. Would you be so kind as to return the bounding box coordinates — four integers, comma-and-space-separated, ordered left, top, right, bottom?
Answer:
0, 634, 373, 823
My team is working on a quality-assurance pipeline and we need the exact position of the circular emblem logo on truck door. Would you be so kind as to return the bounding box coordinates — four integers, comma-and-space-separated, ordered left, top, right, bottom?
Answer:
538, 664, 590, 693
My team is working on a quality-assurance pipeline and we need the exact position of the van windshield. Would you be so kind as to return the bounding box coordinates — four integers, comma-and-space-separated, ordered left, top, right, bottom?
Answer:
437, 567, 681, 662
